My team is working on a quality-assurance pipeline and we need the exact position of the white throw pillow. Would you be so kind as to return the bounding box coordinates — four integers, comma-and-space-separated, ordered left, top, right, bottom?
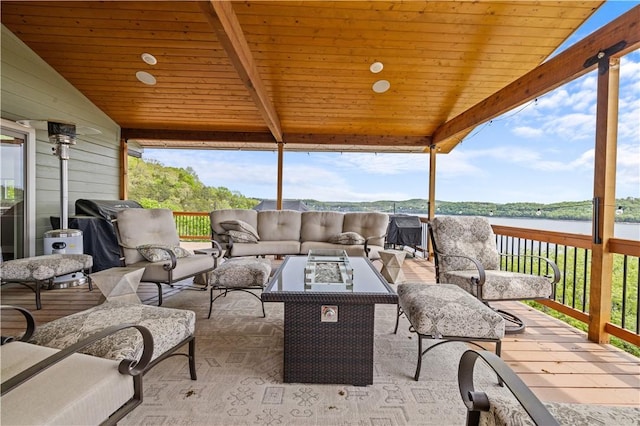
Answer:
220, 219, 260, 240
136, 244, 194, 262
328, 232, 366, 245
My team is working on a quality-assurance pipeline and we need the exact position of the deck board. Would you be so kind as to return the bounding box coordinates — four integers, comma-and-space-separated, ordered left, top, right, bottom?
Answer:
1, 251, 638, 408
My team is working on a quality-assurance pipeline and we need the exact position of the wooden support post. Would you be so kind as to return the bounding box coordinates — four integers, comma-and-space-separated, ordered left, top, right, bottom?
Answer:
588, 57, 620, 343
276, 142, 284, 210
119, 137, 128, 200
427, 145, 437, 260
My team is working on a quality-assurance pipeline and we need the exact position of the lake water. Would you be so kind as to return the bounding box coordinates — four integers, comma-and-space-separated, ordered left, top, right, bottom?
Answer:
417, 215, 640, 240
487, 217, 639, 240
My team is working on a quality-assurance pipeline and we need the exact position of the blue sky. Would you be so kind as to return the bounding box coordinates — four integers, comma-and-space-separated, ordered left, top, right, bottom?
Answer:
145, 1, 639, 204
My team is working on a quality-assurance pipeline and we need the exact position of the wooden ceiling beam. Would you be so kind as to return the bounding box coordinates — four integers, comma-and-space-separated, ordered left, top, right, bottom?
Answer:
433, 5, 640, 148
284, 133, 431, 147
122, 128, 430, 148
121, 128, 276, 144
200, 0, 284, 143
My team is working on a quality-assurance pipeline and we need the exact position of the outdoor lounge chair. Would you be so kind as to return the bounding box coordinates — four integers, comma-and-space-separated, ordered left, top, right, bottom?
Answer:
113, 208, 220, 305
1, 305, 152, 425
458, 349, 640, 425
429, 216, 560, 333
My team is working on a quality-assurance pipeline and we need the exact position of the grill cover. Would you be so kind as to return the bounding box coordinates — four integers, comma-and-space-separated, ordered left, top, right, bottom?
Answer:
50, 199, 144, 271
386, 215, 422, 246
75, 199, 143, 220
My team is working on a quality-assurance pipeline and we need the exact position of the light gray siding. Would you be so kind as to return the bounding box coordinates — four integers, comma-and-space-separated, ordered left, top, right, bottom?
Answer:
1, 25, 121, 254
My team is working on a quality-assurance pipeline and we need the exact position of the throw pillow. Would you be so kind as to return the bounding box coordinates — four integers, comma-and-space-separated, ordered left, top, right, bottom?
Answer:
226, 230, 258, 244
136, 244, 194, 262
220, 219, 260, 240
328, 231, 366, 245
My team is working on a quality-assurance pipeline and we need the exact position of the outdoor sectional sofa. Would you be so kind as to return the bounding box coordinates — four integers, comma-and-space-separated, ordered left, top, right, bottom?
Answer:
210, 209, 389, 260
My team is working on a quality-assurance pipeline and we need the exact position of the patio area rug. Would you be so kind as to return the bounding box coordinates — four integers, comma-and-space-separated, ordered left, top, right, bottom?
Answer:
121, 287, 509, 425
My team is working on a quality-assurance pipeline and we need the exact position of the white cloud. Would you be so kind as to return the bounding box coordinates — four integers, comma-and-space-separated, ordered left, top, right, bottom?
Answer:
512, 126, 543, 138
314, 152, 430, 176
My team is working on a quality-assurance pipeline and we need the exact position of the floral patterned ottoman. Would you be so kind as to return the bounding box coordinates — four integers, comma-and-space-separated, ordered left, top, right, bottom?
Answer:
28, 301, 197, 379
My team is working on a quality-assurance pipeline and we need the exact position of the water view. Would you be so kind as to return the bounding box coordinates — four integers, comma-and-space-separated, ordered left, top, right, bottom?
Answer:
486, 217, 639, 240
416, 215, 639, 240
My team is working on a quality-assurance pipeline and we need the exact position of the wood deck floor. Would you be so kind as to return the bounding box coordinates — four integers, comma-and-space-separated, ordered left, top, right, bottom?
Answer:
2, 251, 638, 408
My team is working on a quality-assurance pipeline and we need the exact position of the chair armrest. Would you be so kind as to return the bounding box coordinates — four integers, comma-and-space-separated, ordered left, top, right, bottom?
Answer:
458, 349, 559, 426
435, 250, 487, 286
364, 233, 386, 257
0, 305, 36, 344
210, 239, 223, 258
499, 253, 561, 285
225, 235, 235, 257
1, 323, 154, 396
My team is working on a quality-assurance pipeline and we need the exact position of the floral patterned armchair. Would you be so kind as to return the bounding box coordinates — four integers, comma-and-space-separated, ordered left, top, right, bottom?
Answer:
429, 216, 560, 333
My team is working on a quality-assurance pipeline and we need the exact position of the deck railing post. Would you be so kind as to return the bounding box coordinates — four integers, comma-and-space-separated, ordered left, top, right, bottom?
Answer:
588, 55, 620, 344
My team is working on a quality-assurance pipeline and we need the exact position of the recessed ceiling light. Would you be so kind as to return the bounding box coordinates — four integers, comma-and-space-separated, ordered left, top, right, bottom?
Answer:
370, 61, 384, 73
136, 71, 157, 85
141, 53, 157, 65
372, 79, 390, 93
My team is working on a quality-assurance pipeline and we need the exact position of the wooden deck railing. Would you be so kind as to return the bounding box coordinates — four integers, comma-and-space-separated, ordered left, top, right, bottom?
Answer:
173, 211, 211, 241
174, 211, 639, 347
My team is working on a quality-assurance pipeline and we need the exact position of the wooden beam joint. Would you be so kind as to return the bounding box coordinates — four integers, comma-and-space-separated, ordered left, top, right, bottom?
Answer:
583, 40, 628, 74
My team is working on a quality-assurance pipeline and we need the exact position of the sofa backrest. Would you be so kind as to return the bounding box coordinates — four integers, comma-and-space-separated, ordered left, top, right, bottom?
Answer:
300, 211, 345, 242
210, 209, 258, 244
343, 212, 389, 247
116, 208, 180, 265
257, 210, 302, 241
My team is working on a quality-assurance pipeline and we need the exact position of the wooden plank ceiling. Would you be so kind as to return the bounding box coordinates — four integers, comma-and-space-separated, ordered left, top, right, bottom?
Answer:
1, 1, 604, 153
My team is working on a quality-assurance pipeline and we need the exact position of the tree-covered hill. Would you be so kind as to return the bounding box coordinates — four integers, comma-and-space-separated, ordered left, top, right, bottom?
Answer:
128, 157, 259, 211
128, 157, 639, 222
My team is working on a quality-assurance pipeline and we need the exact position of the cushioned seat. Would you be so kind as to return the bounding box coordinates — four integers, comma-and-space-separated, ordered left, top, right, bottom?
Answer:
208, 257, 272, 319
1, 342, 136, 425
0, 254, 93, 309
28, 301, 197, 379
395, 283, 504, 381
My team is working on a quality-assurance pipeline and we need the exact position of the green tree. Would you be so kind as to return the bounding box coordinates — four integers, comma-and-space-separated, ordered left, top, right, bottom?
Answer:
128, 157, 259, 211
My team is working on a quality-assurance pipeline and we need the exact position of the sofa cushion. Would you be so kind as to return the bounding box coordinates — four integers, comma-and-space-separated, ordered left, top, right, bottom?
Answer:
136, 244, 193, 262
328, 231, 365, 245
1, 341, 134, 426
300, 241, 368, 257
226, 229, 258, 243
300, 211, 345, 242
257, 210, 302, 241
220, 219, 260, 240
230, 240, 301, 257
130, 254, 215, 283
343, 212, 389, 247
117, 208, 181, 265
210, 209, 259, 247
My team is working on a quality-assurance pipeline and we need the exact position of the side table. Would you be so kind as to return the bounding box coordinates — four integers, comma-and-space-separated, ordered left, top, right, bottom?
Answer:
379, 249, 407, 284
89, 267, 145, 304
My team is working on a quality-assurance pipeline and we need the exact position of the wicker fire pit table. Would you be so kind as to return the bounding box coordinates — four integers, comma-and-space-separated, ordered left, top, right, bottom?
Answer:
262, 254, 397, 386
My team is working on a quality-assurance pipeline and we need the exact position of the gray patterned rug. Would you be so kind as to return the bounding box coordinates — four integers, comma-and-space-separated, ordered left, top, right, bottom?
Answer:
121, 288, 507, 425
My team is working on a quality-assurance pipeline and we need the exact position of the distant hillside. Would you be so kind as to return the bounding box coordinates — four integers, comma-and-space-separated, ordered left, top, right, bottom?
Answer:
302, 198, 640, 223
128, 157, 259, 211
128, 157, 638, 222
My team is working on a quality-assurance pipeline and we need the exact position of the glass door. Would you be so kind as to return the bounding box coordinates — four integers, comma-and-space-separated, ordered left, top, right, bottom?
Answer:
1, 120, 35, 260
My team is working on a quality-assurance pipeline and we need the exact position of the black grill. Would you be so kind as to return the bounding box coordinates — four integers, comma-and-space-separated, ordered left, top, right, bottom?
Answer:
386, 214, 422, 247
